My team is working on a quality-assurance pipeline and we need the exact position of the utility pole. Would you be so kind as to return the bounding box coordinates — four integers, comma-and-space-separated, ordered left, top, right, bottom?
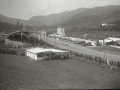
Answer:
44, 25, 47, 48
50, 51, 51, 61
116, 10, 118, 22
40, 30, 42, 44
55, 37, 56, 48
103, 35, 106, 65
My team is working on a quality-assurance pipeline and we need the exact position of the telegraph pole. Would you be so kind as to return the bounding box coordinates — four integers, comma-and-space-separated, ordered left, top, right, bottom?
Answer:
103, 34, 106, 65
55, 37, 56, 48
44, 25, 47, 48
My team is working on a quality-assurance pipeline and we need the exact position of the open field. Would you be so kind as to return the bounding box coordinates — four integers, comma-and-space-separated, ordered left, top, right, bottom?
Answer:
65, 31, 120, 40
46, 28, 120, 40
0, 54, 120, 89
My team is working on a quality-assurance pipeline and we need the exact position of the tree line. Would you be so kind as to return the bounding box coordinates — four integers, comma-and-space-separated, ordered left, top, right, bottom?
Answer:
68, 19, 120, 31
0, 21, 33, 33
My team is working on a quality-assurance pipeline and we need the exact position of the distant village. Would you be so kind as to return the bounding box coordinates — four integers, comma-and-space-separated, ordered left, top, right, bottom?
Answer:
0, 21, 120, 67
0, 22, 120, 49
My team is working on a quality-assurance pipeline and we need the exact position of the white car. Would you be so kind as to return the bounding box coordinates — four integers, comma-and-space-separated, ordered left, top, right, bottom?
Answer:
63, 43, 68, 46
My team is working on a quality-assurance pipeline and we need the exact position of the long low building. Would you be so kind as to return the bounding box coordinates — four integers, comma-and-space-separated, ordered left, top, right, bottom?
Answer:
26, 47, 69, 60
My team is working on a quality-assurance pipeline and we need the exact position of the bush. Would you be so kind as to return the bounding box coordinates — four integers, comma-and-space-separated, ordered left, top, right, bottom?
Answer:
0, 48, 17, 55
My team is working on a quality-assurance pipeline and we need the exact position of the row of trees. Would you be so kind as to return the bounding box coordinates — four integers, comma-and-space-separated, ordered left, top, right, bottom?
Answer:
69, 19, 120, 32
0, 21, 33, 33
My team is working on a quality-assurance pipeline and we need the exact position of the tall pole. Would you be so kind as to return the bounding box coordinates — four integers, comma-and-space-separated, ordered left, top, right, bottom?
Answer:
44, 25, 47, 48
44, 31, 47, 47
3, 31, 5, 40
103, 35, 106, 65
116, 10, 118, 22
50, 51, 51, 61
55, 37, 56, 48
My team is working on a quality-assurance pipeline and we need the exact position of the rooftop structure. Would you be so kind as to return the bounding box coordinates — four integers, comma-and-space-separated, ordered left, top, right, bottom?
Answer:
26, 47, 69, 60
57, 27, 65, 37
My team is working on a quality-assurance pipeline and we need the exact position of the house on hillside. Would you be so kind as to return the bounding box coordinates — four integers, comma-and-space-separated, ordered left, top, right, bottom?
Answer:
5, 30, 31, 47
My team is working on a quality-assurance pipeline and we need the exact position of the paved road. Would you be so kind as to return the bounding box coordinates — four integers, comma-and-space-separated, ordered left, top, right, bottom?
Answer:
42, 37, 120, 60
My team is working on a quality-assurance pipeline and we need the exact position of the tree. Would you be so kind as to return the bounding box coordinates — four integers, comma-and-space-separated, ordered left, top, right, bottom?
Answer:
17, 21, 19, 26
20, 23, 23, 30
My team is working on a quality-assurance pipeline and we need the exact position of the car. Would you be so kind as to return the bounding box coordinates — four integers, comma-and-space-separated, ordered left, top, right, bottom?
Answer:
63, 43, 68, 46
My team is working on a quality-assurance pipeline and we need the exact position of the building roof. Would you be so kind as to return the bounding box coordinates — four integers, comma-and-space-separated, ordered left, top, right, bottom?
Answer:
26, 47, 68, 54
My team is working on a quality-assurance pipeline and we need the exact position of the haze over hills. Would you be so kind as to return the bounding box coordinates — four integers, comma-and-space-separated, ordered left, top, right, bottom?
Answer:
29, 8, 88, 26
0, 5, 120, 27
0, 14, 44, 26
61, 5, 120, 27
30, 5, 120, 27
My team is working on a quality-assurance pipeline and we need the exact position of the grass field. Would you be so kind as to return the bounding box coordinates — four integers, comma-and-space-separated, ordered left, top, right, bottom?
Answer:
0, 54, 120, 89
65, 31, 120, 40
46, 28, 120, 40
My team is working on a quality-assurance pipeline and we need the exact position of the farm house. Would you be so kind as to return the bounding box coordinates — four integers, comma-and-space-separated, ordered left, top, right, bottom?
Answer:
26, 47, 69, 60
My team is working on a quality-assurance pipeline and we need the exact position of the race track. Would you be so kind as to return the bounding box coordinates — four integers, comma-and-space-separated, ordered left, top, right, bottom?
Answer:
42, 37, 120, 60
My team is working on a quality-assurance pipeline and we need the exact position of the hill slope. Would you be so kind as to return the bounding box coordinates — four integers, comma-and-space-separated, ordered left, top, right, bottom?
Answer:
60, 5, 120, 27
30, 5, 120, 27
1, 5, 120, 27
0, 14, 44, 26
29, 8, 88, 26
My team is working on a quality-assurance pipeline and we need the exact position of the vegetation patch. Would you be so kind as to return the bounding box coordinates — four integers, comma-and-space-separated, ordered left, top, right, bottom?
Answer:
0, 54, 120, 89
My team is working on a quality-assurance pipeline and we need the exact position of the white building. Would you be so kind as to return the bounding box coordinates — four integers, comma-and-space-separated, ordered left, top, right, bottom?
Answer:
99, 37, 120, 46
99, 39, 112, 46
85, 40, 97, 46
108, 37, 120, 41
102, 23, 108, 26
102, 23, 116, 26
40, 30, 46, 37
26, 47, 69, 60
57, 27, 65, 37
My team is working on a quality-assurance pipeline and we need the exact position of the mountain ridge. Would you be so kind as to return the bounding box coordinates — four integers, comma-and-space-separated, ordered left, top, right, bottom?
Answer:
0, 5, 120, 27
29, 8, 88, 26
0, 14, 44, 26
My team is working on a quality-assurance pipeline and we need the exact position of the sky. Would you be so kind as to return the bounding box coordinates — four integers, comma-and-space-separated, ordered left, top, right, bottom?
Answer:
0, 0, 120, 20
